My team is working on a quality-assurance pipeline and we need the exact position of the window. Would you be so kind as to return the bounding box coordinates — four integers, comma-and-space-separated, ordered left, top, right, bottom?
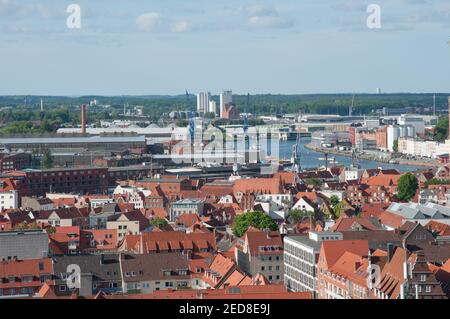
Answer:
425, 286, 432, 293
420, 274, 427, 282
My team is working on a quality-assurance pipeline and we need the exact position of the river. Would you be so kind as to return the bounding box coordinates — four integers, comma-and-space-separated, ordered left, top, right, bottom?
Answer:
278, 138, 425, 172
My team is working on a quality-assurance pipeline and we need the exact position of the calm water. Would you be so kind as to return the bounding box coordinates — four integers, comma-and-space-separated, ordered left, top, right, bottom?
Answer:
278, 138, 424, 172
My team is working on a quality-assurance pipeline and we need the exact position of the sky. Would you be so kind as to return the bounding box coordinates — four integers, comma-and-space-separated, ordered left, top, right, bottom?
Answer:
0, 0, 449, 96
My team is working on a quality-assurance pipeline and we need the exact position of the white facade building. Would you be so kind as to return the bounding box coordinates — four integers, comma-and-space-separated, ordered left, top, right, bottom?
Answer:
398, 115, 425, 135
387, 126, 400, 152
220, 90, 232, 117
284, 232, 343, 295
208, 100, 217, 115
397, 138, 450, 159
0, 190, 19, 212
197, 92, 211, 113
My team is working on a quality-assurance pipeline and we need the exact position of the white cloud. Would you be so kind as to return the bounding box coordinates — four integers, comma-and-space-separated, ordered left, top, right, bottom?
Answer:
244, 5, 293, 29
136, 12, 191, 33
136, 12, 163, 32
170, 20, 190, 33
244, 4, 278, 17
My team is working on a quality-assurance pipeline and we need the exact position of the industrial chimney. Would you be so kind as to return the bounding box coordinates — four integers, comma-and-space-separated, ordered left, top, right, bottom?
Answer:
81, 104, 87, 134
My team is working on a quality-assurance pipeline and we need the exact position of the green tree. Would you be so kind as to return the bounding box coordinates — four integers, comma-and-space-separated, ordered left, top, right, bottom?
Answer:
150, 217, 169, 228
397, 173, 419, 202
393, 139, 399, 153
330, 195, 340, 207
41, 150, 54, 169
434, 116, 449, 142
232, 211, 278, 237
332, 200, 353, 219
288, 209, 312, 223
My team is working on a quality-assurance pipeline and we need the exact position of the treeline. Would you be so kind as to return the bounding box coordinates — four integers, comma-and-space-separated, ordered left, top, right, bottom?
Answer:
0, 93, 448, 130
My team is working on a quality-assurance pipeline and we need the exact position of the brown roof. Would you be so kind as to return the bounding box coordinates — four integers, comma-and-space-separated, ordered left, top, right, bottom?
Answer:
120, 253, 190, 283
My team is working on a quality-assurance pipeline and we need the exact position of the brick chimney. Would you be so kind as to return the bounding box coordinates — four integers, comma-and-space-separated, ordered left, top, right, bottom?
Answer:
81, 104, 87, 134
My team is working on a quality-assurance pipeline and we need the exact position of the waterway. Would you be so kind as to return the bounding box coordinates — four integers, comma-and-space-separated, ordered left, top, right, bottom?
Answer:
278, 138, 425, 172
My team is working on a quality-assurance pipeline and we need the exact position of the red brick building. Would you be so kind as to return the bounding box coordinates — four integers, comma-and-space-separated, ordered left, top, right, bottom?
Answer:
0, 152, 32, 173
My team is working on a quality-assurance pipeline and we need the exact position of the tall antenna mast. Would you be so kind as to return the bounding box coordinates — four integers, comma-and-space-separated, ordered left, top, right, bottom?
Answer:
433, 94, 436, 116
349, 95, 355, 117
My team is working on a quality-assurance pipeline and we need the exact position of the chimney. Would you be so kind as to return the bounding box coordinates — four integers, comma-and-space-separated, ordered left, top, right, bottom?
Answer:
387, 243, 394, 263
81, 104, 87, 134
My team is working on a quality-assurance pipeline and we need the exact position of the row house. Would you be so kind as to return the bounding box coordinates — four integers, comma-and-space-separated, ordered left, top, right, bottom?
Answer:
365, 186, 394, 205
317, 240, 369, 299
119, 231, 217, 255
49, 226, 118, 255
235, 228, 284, 283
120, 253, 191, 294
53, 254, 122, 296
0, 258, 54, 298
106, 211, 150, 241
35, 207, 90, 228
372, 246, 447, 299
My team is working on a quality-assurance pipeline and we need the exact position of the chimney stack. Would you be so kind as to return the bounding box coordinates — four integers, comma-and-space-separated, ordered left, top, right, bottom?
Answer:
81, 104, 87, 134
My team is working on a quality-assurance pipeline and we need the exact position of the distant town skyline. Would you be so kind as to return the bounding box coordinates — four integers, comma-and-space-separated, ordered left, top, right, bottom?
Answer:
1, 0, 450, 96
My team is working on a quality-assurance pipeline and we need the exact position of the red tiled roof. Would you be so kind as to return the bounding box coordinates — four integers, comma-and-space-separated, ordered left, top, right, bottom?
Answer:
176, 213, 201, 228
361, 174, 400, 187
202, 253, 236, 288
122, 231, 216, 254
80, 229, 118, 252
425, 220, 450, 236
330, 217, 380, 232
0, 258, 54, 289
238, 227, 283, 256
51, 198, 77, 208
233, 177, 283, 195
320, 240, 369, 269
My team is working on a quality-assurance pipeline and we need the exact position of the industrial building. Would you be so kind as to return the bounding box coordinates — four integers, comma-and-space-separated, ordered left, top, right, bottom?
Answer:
0, 136, 147, 154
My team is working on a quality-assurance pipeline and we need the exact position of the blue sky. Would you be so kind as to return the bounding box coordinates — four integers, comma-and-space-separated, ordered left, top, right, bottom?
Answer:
0, 0, 449, 95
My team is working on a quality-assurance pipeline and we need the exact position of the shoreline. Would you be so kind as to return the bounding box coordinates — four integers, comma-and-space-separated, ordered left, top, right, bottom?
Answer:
304, 144, 437, 168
